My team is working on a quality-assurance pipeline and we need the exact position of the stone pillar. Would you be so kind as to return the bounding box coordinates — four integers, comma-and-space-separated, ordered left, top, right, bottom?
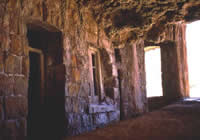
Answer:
119, 40, 148, 119
175, 24, 190, 98
132, 41, 148, 113
161, 24, 189, 100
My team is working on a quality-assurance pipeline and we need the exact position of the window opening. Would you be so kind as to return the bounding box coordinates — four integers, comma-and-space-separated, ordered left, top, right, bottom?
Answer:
92, 54, 100, 96
91, 52, 101, 96
89, 47, 103, 104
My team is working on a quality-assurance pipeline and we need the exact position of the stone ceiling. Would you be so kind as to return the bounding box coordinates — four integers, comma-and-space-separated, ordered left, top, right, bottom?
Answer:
78, 0, 200, 46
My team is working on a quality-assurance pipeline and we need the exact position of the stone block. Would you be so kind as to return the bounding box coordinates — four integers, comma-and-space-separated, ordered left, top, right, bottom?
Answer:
71, 98, 88, 113
85, 31, 98, 45
3, 120, 18, 139
0, 30, 10, 51
7, 0, 20, 9
99, 38, 111, 49
2, 11, 9, 33
65, 112, 93, 135
89, 104, 116, 114
0, 3, 5, 18
68, 83, 81, 97
22, 56, 29, 77
65, 97, 73, 112
9, 10, 20, 34
13, 77, 28, 96
0, 41, 2, 52
5, 96, 28, 119
5, 55, 21, 74
105, 87, 115, 99
0, 53, 4, 72
17, 118, 27, 139
78, 83, 90, 97
10, 35, 23, 55
104, 77, 117, 88
79, 99, 88, 113
55, 64, 66, 93
3, 119, 26, 140
0, 97, 4, 120
0, 121, 4, 140
113, 87, 120, 99
0, 75, 14, 96
71, 68, 81, 82
81, 114, 92, 129
72, 98, 79, 113
108, 111, 120, 122
67, 113, 81, 129
93, 113, 108, 126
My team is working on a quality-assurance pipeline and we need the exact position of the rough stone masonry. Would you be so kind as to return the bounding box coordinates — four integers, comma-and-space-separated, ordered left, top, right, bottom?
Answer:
0, 0, 199, 139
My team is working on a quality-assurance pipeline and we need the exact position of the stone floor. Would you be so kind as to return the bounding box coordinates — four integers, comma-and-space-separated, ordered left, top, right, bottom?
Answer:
65, 98, 200, 140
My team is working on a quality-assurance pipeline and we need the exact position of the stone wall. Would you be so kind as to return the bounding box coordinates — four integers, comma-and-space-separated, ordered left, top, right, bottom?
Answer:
0, 1, 29, 140
0, 0, 190, 139
161, 24, 189, 100
63, 0, 120, 136
117, 40, 148, 119
0, 0, 121, 139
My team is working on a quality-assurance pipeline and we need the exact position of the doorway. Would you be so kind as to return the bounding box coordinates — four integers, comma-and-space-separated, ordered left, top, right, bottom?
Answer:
27, 24, 65, 140
28, 51, 44, 139
186, 21, 200, 98
145, 47, 163, 98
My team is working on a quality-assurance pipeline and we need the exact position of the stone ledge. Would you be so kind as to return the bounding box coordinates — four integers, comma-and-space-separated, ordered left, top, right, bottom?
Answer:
89, 104, 116, 114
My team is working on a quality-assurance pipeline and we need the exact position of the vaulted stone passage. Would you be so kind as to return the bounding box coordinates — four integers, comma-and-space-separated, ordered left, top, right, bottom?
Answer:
0, 0, 200, 139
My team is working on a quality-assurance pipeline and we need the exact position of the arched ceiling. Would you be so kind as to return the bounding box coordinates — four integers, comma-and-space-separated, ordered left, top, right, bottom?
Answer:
78, 0, 200, 46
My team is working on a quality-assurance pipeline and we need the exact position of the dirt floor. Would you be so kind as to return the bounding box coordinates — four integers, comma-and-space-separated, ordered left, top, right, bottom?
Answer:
65, 98, 200, 140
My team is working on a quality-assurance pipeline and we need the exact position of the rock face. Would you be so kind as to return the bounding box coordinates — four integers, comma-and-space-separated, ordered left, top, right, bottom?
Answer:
77, 0, 200, 46
0, 0, 195, 139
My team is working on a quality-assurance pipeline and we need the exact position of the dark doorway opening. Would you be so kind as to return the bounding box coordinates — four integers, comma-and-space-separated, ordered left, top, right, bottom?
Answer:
27, 24, 65, 140
28, 52, 43, 139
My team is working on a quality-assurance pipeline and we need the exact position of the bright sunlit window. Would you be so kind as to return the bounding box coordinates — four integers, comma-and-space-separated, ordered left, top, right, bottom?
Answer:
186, 20, 200, 97
145, 47, 163, 98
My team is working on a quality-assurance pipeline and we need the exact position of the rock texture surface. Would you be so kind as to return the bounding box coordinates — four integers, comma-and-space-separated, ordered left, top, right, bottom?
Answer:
77, 1, 200, 46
